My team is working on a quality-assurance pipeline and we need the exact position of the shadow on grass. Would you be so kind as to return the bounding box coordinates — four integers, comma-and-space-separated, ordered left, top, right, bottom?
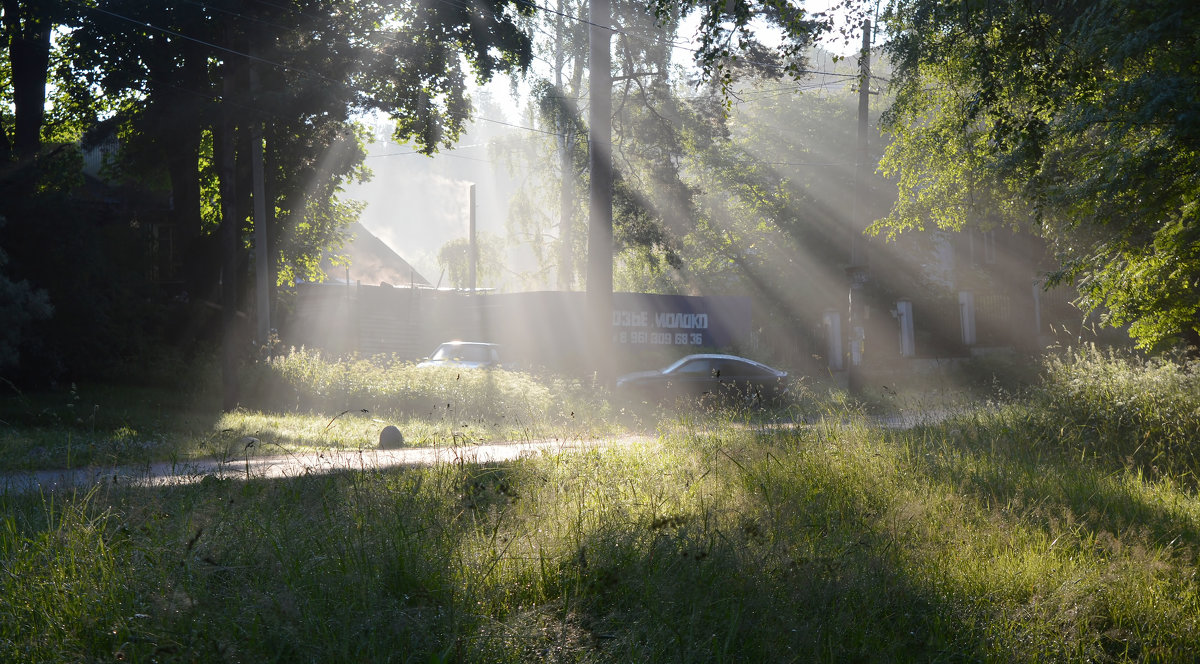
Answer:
898, 409, 1200, 559
877, 408, 1200, 661
0, 383, 225, 471
11, 408, 1199, 663
1, 435, 1002, 663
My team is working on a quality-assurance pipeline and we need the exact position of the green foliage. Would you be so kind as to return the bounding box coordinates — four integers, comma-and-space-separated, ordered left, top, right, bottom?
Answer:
63, 0, 531, 293
0, 0, 536, 382
656, 0, 830, 95
436, 234, 505, 290
507, 0, 846, 296
504, 0, 693, 291
877, 0, 1200, 350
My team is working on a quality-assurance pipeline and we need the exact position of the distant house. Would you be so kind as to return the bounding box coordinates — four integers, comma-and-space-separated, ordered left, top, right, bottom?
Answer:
820, 224, 1084, 380
289, 222, 436, 358
319, 222, 430, 287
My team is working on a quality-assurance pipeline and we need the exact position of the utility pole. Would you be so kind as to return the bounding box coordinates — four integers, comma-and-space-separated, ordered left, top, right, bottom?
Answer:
554, 0, 577, 292
468, 183, 477, 292
846, 19, 872, 383
587, 0, 614, 380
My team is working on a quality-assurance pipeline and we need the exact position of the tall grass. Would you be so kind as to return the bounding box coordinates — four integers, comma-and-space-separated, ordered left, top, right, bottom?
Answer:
0, 349, 623, 469
0, 383, 221, 471
1023, 345, 1200, 482
242, 348, 616, 436
5, 346, 1200, 661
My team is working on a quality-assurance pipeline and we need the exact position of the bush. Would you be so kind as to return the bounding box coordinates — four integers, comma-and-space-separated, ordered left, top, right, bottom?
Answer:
1026, 345, 1200, 481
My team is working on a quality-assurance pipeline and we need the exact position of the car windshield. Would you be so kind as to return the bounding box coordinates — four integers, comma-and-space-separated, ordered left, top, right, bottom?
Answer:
674, 359, 713, 374
663, 355, 778, 377
664, 356, 710, 374
431, 344, 494, 362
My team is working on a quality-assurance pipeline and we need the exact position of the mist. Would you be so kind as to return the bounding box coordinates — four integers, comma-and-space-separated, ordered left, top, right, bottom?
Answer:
321, 13, 1092, 384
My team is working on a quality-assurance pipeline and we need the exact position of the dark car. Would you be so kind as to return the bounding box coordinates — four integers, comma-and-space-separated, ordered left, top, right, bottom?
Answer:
615, 353, 788, 407
416, 341, 502, 369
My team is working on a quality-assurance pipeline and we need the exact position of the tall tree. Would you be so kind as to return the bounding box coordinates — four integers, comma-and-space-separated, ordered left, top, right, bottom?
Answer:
437, 234, 504, 289
70, 0, 531, 289
537, 0, 588, 290
1, 0, 63, 161
511, 0, 828, 286
876, 0, 1200, 350
15, 0, 532, 395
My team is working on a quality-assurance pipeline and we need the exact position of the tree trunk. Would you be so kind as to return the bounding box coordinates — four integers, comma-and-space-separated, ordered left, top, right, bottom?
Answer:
217, 74, 240, 411
263, 127, 279, 341
160, 43, 214, 301
170, 129, 206, 298
172, 43, 209, 240
3, 0, 51, 161
553, 0, 574, 291
234, 118, 254, 307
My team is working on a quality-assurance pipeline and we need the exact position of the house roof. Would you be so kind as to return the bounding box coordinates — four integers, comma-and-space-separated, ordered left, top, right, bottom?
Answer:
322, 222, 430, 286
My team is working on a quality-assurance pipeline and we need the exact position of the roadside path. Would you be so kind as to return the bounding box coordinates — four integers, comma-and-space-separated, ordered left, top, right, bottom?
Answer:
1, 408, 962, 496
1, 435, 653, 496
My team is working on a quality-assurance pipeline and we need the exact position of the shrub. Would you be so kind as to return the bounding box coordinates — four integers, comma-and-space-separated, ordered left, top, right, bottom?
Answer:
1026, 345, 1200, 481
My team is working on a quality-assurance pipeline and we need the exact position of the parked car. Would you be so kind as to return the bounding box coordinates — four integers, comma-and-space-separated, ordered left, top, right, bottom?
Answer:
416, 341, 503, 369
615, 353, 789, 407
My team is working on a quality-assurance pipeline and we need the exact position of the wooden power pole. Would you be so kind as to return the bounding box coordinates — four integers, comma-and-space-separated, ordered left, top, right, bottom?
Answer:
587, 0, 614, 380
847, 19, 872, 379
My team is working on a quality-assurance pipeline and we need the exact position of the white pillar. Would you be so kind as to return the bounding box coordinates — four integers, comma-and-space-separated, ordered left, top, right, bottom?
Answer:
959, 291, 977, 346
823, 310, 844, 371
896, 299, 915, 357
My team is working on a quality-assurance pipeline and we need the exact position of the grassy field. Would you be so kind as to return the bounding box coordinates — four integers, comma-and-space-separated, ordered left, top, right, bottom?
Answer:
0, 349, 637, 471
3, 347, 1200, 662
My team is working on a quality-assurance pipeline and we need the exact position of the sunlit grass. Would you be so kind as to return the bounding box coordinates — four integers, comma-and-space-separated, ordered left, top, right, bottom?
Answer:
1, 347, 831, 470
243, 348, 614, 430
1027, 346, 1200, 482
6, 346, 1200, 661
0, 349, 628, 469
5, 345, 1200, 661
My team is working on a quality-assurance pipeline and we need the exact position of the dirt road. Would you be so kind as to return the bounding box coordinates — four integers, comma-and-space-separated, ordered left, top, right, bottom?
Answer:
1, 435, 653, 496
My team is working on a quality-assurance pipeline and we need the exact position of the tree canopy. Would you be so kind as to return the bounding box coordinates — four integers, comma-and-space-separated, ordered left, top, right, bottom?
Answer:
0, 0, 533, 384
875, 0, 1200, 350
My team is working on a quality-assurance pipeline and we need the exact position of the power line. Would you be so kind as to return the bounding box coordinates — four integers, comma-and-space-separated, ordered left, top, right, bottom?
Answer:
367, 150, 495, 164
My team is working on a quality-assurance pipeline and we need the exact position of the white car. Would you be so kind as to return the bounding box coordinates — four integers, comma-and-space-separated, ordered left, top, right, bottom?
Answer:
416, 342, 502, 369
